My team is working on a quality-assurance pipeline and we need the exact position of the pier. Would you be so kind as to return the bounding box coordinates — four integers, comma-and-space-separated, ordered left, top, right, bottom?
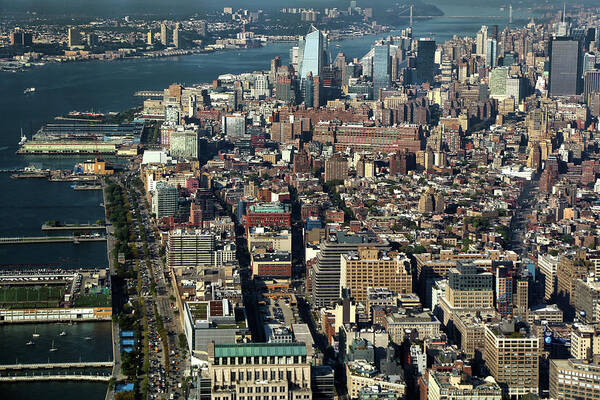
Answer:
0, 361, 113, 371
0, 375, 112, 383
134, 90, 163, 97
0, 236, 107, 245
41, 224, 106, 231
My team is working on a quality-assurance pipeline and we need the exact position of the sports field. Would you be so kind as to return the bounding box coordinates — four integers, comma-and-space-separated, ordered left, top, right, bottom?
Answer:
0, 285, 64, 308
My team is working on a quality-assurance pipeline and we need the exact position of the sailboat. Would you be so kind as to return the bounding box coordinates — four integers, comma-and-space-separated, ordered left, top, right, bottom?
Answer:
18, 128, 27, 146
49, 340, 58, 352
32, 327, 40, 338
26, 340, 34, 346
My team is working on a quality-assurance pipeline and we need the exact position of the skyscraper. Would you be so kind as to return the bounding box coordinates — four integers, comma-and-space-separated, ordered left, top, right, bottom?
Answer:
160, 22, 171, 46
549, 37, 582, 96
485, 38, 497, 68
476, 25, 488, 56
373, 44, 391, 98
415, 39, 436, 84
299, 26, 327, 80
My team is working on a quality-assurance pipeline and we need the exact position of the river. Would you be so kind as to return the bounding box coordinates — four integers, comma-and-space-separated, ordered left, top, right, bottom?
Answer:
0, 2, 532, 398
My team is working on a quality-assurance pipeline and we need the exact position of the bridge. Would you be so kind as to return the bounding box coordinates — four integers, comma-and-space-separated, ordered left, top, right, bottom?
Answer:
0, 374, 112, 383
134, 90, 163, 97
0, 361, 114, 371
0, 236, 107, 245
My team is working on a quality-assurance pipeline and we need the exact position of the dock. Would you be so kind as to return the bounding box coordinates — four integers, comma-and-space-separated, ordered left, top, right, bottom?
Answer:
134, 90, 163, 97
0, 374, 112, 383
73, 185, 102, 191
0, 236, 107, 245
41, 224, 106, 231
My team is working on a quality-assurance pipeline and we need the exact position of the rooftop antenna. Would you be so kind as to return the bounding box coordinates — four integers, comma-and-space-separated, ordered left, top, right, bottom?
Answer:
562, 3, 566, 23
509, 4, 513, 24
410, 5, 413, 27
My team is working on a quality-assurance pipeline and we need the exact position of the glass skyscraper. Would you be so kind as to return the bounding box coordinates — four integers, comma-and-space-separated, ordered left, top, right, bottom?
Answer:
373, 44, 391, 98
549, 37, 582, 96
415, 39, 436, 84
299, 26, 326, 80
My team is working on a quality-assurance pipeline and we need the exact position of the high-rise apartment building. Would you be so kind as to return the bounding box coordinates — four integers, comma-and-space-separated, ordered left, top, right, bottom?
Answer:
167, 229, 216, 268
68, 27, 83, 49
549, 37, 582, 96
340, 247, 412, 303
160, 22, 171, 46
151, 182, 178, 219
483, 321, 540, 398
584, 70, 600, 105
324, 153, 348, 182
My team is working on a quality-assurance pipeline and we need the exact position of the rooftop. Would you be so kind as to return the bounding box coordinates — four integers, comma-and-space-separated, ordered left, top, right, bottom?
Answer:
214, 343, 307, 358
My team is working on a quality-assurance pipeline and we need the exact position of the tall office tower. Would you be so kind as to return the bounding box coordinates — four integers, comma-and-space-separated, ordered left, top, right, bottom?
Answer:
167, 229, 215, 268
160, 22, 171, 46
476, 25, 489, 56
574, 277, 600, 324
340, 247, 412, 303
10, 29, 32, 46
549, 37, 583, 96
485, 39, 497, 68
299, 26, 327, 80
415, 39, 436, 84
312, 232, 389, 307
373, 44, 391, 98
584, 70, 600, 104
198, 21, 207, 37
147, 30, 153, 45
68, 28, 83, 49
484, 321, 540, 398
550, 359, 600, 400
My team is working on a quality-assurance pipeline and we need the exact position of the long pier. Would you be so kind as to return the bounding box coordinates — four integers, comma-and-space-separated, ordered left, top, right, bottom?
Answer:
42, 224, 106, 231
0, 361, 113, 371
0, 375, 112, 383
0, 236, 107, 245
134, 90, 163, 97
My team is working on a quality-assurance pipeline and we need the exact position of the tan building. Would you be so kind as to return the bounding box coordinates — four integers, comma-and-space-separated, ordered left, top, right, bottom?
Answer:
557, 253, 591, 305
346, 360, 405, 399
574, 277, 600, 324
483, 322, 540, 398
454, 310, 499, 359
550, 359, 600, 400
570, 324, 600, 360
207, 342, 312, 400
538, 254, 559, 300
385, 310, 441, 344
446, 262, 494, 309
427, 370, 502, 400
247, 227, 292, 253
340, 247, 412, 303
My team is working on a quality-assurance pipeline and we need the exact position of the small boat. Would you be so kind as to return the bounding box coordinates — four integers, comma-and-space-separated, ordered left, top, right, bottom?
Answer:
59, 331, 67, 336
26, 341, 35, 346
24, 87, 36, 94
18, 128, 27, 146
32, 327, 40, 338
84, 336, 93, 340
49, 340, 58, 352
